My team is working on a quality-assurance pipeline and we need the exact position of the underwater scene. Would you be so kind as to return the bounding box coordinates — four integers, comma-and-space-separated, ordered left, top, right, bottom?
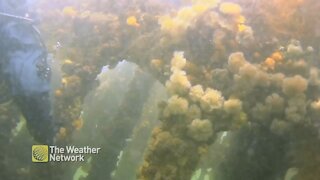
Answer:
1, 0, 320, 179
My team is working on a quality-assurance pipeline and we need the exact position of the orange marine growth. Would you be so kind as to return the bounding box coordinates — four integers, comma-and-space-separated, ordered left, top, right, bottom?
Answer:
62, 6, 77, 18
237, 24, 248, 32
271, 52, 283, 62
219, 2, 242, 16
126, 16, 140, 27
264, 57, 276, 70
192, 4, 208, 13
236, 15, 247, 32
72, 118, 84, 130
54, 89, 63, 97
263, 51, 284, 70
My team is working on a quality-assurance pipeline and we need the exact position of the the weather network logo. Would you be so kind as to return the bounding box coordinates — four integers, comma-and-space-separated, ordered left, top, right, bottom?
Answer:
32, 145, 101, 163
32, 145, 49, 163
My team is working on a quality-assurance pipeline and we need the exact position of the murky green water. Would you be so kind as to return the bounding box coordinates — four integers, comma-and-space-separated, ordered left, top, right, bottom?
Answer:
1, 0, 320, 180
